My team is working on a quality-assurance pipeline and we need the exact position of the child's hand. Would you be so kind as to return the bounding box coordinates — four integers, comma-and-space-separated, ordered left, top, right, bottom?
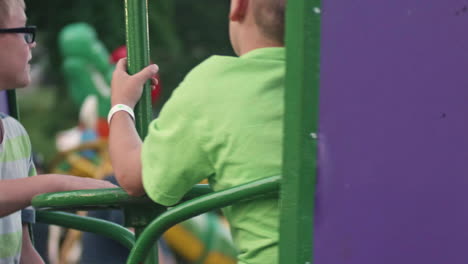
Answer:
111, 58, 159, 109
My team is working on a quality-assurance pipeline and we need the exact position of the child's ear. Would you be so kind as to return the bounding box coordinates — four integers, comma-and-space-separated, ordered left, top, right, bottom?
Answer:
229, 0, 249, 21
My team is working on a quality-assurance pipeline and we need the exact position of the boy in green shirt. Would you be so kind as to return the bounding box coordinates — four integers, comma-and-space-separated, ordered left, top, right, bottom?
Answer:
109, 0, 285, 263
0, 1, 116, 262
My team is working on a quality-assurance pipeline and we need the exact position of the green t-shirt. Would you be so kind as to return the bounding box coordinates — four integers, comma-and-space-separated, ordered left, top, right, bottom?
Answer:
142, 47, 285, 264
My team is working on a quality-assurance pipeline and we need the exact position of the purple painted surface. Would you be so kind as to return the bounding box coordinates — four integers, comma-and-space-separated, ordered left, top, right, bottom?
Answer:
316, 1, 468, 263
0, 91, 8, 114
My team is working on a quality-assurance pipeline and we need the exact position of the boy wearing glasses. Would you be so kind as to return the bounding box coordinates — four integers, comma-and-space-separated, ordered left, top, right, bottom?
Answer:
0, 1, 116, 263
109, 0, 286, 263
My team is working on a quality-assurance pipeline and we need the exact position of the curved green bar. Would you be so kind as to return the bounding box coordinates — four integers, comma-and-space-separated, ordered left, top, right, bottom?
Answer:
126, 176, 281, 264
179, 184, 212, 201
32, 185, 212, 211
36, 211, 135, 250
125, 0, 152, 139
32, 188, 150, 210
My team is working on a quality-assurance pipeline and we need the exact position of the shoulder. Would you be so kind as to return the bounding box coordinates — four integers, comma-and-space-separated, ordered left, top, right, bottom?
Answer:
184, 55, 241, 81
173, 55, 243, 100
0, 113, 31, 148
185, 50, 285, 83
0, 113, 27, 135
162, 56, 239, 110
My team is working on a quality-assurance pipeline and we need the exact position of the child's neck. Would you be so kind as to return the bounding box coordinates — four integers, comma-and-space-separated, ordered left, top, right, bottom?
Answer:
237, 42, 283, 56
235, 30, 283, 56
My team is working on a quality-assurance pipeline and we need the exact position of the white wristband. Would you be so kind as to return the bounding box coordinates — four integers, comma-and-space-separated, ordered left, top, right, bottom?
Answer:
107, 104, 135, 124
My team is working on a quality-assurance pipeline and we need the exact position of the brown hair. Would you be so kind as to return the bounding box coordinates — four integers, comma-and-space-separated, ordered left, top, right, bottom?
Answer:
0, 0, 25, 27
253, 0, 286, 44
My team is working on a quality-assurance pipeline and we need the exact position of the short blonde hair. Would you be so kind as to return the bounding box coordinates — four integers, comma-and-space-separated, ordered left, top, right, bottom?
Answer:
0, 0, 25, 27
253, 0, 286, 44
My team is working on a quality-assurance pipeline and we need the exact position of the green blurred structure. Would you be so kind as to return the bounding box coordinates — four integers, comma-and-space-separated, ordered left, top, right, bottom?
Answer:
58, 22, 112, 119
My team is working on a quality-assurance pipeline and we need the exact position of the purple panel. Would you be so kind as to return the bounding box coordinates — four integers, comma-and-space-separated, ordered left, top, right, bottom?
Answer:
0, 91, 8, 114
316, 1, 468, 263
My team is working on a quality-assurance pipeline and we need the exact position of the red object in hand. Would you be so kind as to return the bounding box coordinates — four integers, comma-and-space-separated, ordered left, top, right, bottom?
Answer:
151, 74, 162, 103
110, 46, 127, 64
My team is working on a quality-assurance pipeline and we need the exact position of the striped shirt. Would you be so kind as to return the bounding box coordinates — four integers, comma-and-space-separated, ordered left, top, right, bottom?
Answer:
0, 113, 36, 264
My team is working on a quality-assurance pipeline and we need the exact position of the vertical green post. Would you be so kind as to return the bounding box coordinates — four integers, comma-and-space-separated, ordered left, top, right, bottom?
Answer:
280, 0, 321, 263
7, 90, 19, 119
124, 0, 156, 263
125, 0, 153, 139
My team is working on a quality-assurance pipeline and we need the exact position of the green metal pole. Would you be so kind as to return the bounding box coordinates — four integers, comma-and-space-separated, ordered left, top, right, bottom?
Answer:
279, 0, 321, 263
125, 0, 156, 263
7, 90, 19, 119
134, 227, 159, 264
125, 0, 153, 139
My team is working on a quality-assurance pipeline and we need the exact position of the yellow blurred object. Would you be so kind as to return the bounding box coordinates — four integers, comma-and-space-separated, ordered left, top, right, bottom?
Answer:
50, 139, 113, 180
164, 224, 236, 264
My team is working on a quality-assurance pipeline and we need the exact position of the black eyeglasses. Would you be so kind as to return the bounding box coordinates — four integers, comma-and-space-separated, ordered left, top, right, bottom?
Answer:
0, 26, 36, 44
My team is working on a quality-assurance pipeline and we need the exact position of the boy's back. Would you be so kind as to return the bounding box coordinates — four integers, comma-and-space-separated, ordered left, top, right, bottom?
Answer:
142, 47, 285, 263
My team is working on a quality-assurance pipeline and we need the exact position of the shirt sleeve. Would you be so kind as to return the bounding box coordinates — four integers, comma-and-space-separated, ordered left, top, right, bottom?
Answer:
141, 81, 214, 206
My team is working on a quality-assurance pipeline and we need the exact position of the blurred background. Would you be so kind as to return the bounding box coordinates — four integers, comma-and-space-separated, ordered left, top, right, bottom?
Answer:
18, 1, 237, 263
21, 0, 233, 164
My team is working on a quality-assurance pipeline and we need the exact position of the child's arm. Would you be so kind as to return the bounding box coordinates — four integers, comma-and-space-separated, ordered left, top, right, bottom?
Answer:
0, 174, 116, 217
109, 58, 159, 196
109, 112, 144, 196
20, 224, 44, 264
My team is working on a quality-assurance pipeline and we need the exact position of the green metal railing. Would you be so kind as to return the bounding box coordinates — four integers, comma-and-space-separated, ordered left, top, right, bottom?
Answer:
36, 211, 135, 249
32, 176, 280, 264
32, 185, 212, 210
125, 0, 155, 260
127, 176, 280, 264
125, 0, 153, 139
